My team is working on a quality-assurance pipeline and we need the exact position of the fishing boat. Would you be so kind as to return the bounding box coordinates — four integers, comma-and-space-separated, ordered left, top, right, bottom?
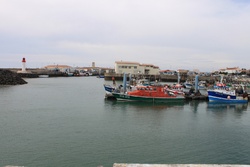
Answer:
104, 84, 115, 93
97, 75, 104, 78
38, 74, 49, 78
183, 81, 193, 89
183, 80, 207, 90
166, 83, 185, 95
207, 83, 248, 103
67, 72, 74, 76
104, 83, 137, 94
112, 85, 185, 102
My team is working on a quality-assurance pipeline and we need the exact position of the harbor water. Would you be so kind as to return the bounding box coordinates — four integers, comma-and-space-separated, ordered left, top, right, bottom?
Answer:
1, 77, 250, 167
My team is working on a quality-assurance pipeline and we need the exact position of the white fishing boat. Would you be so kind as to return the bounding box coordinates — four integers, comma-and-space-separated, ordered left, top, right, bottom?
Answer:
38, 75, 49, 78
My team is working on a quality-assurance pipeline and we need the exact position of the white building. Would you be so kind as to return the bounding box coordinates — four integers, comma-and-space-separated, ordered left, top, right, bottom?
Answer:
114, 61, 160, 75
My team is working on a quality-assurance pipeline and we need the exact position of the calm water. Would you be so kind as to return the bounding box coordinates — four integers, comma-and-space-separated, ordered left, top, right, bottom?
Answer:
1, 77, 250, 167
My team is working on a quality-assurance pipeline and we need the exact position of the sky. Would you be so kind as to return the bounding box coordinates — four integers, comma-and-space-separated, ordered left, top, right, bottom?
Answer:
0, 0, 250, 72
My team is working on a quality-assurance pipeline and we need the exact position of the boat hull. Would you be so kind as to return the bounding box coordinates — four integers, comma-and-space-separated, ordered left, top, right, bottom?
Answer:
208, 90, 248, 103
208, 95, 248, 103
112, 92, 185, 102
207, 90, 236, 99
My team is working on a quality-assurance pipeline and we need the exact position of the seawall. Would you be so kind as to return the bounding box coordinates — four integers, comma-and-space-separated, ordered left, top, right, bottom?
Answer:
1, 68, 68, 78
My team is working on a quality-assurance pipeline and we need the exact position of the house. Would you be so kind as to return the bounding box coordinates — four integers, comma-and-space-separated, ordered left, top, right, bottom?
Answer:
187, 71, 198, 76
159, 70, 177, 75
114, 61, 160, 75
219, 67, 241, 74
140, 64, 160, 75
44, 65, 74, 73
225, 67, 241, 74
177, 69, 189, 76
218, 68, 226, 74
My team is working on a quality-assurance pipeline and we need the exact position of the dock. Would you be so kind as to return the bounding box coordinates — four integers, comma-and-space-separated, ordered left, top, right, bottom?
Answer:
104, 73, 220, 83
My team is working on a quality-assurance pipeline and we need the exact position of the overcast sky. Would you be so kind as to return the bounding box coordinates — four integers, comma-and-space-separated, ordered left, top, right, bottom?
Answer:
0, 0, 250, 71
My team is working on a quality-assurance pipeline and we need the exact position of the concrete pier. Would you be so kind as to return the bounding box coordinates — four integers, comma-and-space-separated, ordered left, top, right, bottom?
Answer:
113, 164, 250, 167
104, 73, 220, 83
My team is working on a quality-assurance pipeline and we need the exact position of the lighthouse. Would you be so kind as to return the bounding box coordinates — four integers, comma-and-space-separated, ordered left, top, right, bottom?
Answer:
17, 57, 31, 73
22, 57, 26, 72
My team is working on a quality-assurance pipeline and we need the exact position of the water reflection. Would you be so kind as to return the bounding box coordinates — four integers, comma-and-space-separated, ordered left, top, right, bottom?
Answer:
187, 100, 208, 113
104, 99, 187, 111
207, 102, 248, 113
103, 100, 188, 130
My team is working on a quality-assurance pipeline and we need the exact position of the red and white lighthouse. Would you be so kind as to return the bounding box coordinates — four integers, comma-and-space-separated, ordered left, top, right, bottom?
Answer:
22, 57, 26, 72
17, 57, 30, 73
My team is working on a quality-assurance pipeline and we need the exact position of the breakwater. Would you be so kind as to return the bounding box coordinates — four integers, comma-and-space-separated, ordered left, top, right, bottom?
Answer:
0, 69, 27, 85
2, 68, 69, 78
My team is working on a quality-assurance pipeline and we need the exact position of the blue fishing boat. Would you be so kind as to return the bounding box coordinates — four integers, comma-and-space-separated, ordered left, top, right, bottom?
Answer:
103, 84, 115, 93
97, 75, 104, 78
207, 83, 248, 103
